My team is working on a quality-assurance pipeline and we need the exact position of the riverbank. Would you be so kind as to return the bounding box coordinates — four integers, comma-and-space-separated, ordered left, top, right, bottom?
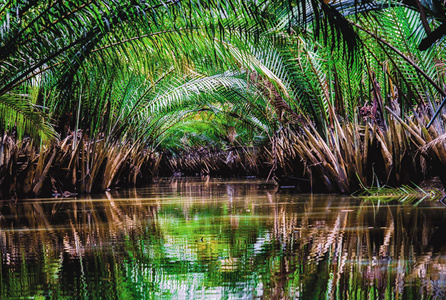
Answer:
2, 110, 446, 200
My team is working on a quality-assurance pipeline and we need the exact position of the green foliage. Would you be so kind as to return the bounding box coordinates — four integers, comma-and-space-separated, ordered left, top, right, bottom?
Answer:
354, 184, 443, 204
0, 88, 57, 143
2, 0, 446, 191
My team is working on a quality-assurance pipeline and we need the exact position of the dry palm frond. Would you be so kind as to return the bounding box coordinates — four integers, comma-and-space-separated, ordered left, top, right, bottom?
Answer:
421, 133, 446, 153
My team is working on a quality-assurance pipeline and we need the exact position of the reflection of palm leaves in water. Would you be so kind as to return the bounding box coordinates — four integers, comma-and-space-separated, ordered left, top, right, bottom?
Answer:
1, 181, 446, 298
261, 192, 446, 298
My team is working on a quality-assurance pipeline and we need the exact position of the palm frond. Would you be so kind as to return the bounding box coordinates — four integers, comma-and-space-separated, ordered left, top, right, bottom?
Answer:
0, 91, 57, 143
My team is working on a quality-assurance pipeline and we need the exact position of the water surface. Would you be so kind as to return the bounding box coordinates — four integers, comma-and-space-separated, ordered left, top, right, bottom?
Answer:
1, 178, 446, 299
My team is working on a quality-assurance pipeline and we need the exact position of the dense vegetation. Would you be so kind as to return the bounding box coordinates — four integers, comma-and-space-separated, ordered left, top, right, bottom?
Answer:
1, 0, 446, 198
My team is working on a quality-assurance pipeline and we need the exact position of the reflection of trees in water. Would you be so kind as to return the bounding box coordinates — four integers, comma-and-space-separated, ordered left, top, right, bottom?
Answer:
0, 189, 162, 298
259, 193, 446, 299
0, 179, 446, 299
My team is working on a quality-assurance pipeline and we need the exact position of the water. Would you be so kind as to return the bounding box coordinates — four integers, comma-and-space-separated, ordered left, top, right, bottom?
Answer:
1, 177, 446, 299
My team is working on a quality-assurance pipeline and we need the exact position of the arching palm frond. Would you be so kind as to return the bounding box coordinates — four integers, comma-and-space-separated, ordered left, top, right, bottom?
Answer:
0, 91, 57, 143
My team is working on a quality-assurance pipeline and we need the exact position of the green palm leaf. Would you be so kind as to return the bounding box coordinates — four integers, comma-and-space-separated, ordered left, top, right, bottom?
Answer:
0, 91, 57, 143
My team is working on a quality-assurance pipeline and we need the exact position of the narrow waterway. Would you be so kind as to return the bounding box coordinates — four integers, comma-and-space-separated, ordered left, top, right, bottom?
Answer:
1, 178, 446, 299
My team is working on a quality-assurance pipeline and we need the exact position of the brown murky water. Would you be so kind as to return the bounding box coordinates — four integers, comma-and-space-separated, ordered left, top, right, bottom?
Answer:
1, 177, 446, 299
